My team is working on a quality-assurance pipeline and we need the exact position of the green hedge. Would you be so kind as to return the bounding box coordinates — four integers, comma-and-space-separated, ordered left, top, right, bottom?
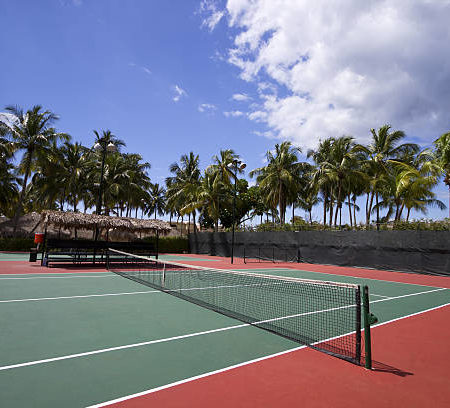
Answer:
0, 236, 189, 253
238, 218, 450, 232
140, 236, 189, 253
0, 238, 35, 251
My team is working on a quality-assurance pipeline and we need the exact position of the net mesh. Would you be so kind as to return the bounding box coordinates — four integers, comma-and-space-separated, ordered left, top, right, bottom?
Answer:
243, 246, 299, 264
107, 248, 362, 364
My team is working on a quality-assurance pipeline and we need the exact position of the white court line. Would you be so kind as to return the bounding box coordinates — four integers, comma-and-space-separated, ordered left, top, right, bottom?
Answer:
0, 275, 118, 280
369, 293, 389, 298
246, 268, 449, 290
371, 287, 447, 304
0, 281, 288, 303
0, 286, 447, 372
0, 290, 161, 303
0, 271, 110, 276
87, 301, 450, 408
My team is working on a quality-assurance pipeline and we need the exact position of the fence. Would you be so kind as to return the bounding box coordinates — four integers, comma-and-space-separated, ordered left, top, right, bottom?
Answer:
189, 231, 450, 276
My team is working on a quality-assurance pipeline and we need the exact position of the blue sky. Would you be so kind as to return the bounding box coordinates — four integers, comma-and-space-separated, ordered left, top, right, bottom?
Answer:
1, 0, 449, 222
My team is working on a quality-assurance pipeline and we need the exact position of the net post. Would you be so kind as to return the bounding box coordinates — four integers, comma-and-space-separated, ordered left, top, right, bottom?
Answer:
363, 285, 373, 369
106, 249, 110, 271
355, 286, 362, 365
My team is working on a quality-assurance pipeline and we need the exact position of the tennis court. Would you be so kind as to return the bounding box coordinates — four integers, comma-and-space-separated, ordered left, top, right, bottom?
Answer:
0, 251, 449, 407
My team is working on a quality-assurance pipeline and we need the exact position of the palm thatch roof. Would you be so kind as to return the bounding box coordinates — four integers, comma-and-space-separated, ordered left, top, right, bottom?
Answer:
39, 210, 171, 234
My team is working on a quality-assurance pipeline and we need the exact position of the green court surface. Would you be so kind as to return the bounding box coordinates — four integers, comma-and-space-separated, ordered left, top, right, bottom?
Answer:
0, 266, 448, 407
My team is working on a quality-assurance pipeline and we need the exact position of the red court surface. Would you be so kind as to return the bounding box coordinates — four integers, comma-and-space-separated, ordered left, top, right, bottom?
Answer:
0, 261, 107, 274
102, 304, 450, 408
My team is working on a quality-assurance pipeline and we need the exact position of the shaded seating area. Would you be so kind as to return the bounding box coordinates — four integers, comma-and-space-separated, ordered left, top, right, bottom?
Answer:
43, 239, 156, 267
37, 210, 171, 267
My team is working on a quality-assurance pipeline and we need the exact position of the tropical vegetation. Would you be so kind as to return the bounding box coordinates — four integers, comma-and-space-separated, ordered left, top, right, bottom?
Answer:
0, 104, 449, 235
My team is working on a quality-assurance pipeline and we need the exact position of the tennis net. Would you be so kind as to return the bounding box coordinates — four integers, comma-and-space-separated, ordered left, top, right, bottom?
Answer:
107, 248, 363, 365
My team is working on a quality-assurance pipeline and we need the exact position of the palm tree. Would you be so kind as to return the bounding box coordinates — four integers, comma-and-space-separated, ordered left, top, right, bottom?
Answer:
296, 187, 322, 224
166, 152, 202, 233
0, 105, 70, 232
196, 171, 227, 231
121, 153, 151, 218
250, 142, 304, 224
146, 183, 166, 219
0, 132, 19, 217
434, 131, 450, 217
208, 149, 241, 187
322, 136, 366, 227
307, 138, 334, 226
356, 125, 419, 228
390, 149, 445, 220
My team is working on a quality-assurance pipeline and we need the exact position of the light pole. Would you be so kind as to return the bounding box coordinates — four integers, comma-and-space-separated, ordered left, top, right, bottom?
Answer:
93, 140, 117, 215
227, 159, 246, 264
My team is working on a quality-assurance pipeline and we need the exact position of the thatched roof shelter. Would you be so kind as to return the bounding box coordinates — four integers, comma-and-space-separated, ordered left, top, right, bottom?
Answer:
39, 210, 171, 235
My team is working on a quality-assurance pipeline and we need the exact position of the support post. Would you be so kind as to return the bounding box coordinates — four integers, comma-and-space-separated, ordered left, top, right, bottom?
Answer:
230, 167, 237, 264
156, 231, 159, 260
363, 285, 373, 369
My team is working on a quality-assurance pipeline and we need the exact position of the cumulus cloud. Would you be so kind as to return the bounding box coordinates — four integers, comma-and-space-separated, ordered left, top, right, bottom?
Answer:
198, 103, 217, 113
199, 0, 225, 31
224, 110, 244, 117
231, 93, 251, 102
221, 0, 450, 149
172, 85, 187, 102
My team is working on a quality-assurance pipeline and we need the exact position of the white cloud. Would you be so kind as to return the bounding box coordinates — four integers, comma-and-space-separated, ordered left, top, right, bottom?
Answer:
231, 93, 251, 102
220, 0, 450, 149
128, 62, 152, 76
172, 85, 187, 102
224, 110, 244, 117
199, 0, 225, 31
198, 103, 217, 113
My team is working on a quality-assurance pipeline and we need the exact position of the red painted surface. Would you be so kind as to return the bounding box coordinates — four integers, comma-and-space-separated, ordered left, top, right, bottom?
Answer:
106, 305, 450, 408
0, 261, 107, 274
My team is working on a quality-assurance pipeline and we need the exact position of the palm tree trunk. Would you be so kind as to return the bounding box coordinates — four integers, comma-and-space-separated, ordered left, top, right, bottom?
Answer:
278, 185, 283, 224
367, 191, 374, 228
309, 210, 312, 224
375, 192, 380, 230
13, 154, 33, 234
353, 196, 357, 227
193, 211, 197, 233
188, 213, 191, 234
399, 203, 405, 219
334, 203, 339, 227
336, 183, 342, 227
347, 194, 352, 227
292, 204, 295, 224
135, 207, 138, 218
323, 193, 327, 226
406, 207, 411, 221
329, 198, 333, 227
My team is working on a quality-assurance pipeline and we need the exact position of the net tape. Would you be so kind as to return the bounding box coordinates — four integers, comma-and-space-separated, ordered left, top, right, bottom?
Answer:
107, 248, 362, 364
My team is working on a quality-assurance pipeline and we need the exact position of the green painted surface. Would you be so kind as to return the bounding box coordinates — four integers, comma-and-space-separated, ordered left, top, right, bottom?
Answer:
0, 267, 448, 407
